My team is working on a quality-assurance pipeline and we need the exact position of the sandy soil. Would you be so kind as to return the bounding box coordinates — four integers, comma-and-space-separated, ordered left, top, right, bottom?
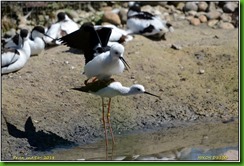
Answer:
1, 19, 239, 160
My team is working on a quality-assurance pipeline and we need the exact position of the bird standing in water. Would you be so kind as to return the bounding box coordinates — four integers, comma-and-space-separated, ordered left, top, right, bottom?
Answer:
72, 78, 161, 159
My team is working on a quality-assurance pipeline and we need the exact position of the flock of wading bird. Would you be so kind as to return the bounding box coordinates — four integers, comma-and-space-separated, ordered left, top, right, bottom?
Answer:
2, 3, 174, 159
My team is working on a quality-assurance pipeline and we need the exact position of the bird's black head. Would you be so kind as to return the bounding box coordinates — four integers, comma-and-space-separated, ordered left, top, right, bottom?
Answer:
57, 12, 66, 22
32, 26, 45, 34
129, 4, 141, 12
81, 22, 94, 31
20, 29, 29, 38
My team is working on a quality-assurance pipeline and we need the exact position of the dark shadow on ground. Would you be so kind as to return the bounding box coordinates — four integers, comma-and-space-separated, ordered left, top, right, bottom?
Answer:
3, 115, 76, 151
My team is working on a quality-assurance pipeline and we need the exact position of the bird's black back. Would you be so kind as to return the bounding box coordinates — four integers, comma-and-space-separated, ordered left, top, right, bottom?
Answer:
59, 22, 112, 64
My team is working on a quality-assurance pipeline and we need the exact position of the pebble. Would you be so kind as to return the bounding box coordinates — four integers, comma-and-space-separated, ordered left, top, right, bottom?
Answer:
176, 2, 185, 11
198, 2, 208, 12
223, 2, 238, 13
208, 19, 219, 27
218, 22, 235, 29
118, 8, 127, 24
220, 13, 232, 22
206, 11, 221, 20
207, 2, 217, 12
102, 12, 121, 25
221, 150, 238, 160
190, 18, 201, 26
198, 15, 208, 23
171, 44, 182, 50
198, 69, 205, 74
184, 2, 198, 12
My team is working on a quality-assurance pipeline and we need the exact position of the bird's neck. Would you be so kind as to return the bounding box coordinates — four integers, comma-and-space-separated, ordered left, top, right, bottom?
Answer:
118, 86, 136, 96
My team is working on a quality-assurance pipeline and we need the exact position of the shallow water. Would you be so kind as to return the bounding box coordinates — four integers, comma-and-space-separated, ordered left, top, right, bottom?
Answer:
40, 121, 239, 161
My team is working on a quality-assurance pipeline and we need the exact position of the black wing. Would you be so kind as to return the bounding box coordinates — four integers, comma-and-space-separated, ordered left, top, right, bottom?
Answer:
59, 22, 112, 64
96, 27, 112, 47
128, 11, 155, 20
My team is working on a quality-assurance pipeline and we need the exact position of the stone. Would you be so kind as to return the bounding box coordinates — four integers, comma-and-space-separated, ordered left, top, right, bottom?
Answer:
102, 12, 121, 25
220, 13, 232, 22
206, 11, 221, 20
208, 20, 218, 27
198, 2, 208, 12
171, 44, 182, 50
223, 2, 238, 13
176, 2, 185, 11
207, 2, 217, 12
190, 18, 201, 26
188, 10, 197, 16
184, 2, 198, 12
221, 150, 238, 160
118, 8, 127, 24
218, 22, 235, 29
199, 15, 208, 23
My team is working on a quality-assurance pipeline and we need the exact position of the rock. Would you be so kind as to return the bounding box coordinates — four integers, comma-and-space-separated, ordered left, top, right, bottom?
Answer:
176, 2, 185, 11
221, 150, 238, 160
206, 11, 221, 20
198, 69, 205, 74
101, 6, 113, 12
207, 2, 217, 12
187, 10, 197, 16
102, 12, 121, 25
171, 44, 182, 50
208, 20, 219, 27
218, 22, 235, 29
198, 2, 208, 12
118, 8, 127, 24
184, 2, 198, 12
66, 10, 79, 20
223, 2, 238, 13
199, 15, 208, 23
220, 13, 232, 22
190, 18, 201, 26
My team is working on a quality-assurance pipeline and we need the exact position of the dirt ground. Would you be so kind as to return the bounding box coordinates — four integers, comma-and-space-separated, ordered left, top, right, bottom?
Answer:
1, 19, 239, 160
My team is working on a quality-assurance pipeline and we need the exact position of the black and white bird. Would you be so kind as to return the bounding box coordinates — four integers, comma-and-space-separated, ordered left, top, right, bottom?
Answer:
95, 24, 133, 44
2, 29, 31, 74
43, 12, 79, 45
72, 78, 160, 159
126, 5, 173, 37
3, 26, 53, 56
59, 22, 130, 84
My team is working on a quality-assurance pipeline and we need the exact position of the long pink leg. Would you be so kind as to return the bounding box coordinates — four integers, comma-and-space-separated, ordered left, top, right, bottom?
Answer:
102, 98, 108, 160
107, 98, 115, 145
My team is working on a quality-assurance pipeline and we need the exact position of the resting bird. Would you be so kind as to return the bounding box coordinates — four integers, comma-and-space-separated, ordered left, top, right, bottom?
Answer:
43, 12, 79, 45
2, 29, 31, 74
126, 5, 173, 37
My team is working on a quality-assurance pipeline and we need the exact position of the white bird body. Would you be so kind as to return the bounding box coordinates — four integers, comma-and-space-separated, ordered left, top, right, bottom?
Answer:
43, 23, 62, 45
84, 43, 126, 80
60, 15, 80, 34
44, 12, 79, 45
95, 24, 133, 43
28, 37, 45, 55
94, 82, 147, 98
127, 16, 168, 36
2, 29, 31, 74
28, 27, 47, 55
126, 5, 172, 36
3, 26, 48, 56
3, 35, 22, 49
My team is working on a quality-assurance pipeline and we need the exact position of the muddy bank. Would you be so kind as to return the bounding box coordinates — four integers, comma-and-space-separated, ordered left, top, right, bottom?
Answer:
1, 20, 239, 160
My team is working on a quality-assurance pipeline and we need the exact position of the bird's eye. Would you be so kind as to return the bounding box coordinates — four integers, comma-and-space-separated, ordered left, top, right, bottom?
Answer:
136, 88, 141, 91
115, 51, 119, 54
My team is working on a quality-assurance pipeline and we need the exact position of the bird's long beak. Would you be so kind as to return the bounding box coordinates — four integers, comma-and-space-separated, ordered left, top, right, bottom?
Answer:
119, 57, 130, 70
44, 34, 55, 40
144, 91, 161, 99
